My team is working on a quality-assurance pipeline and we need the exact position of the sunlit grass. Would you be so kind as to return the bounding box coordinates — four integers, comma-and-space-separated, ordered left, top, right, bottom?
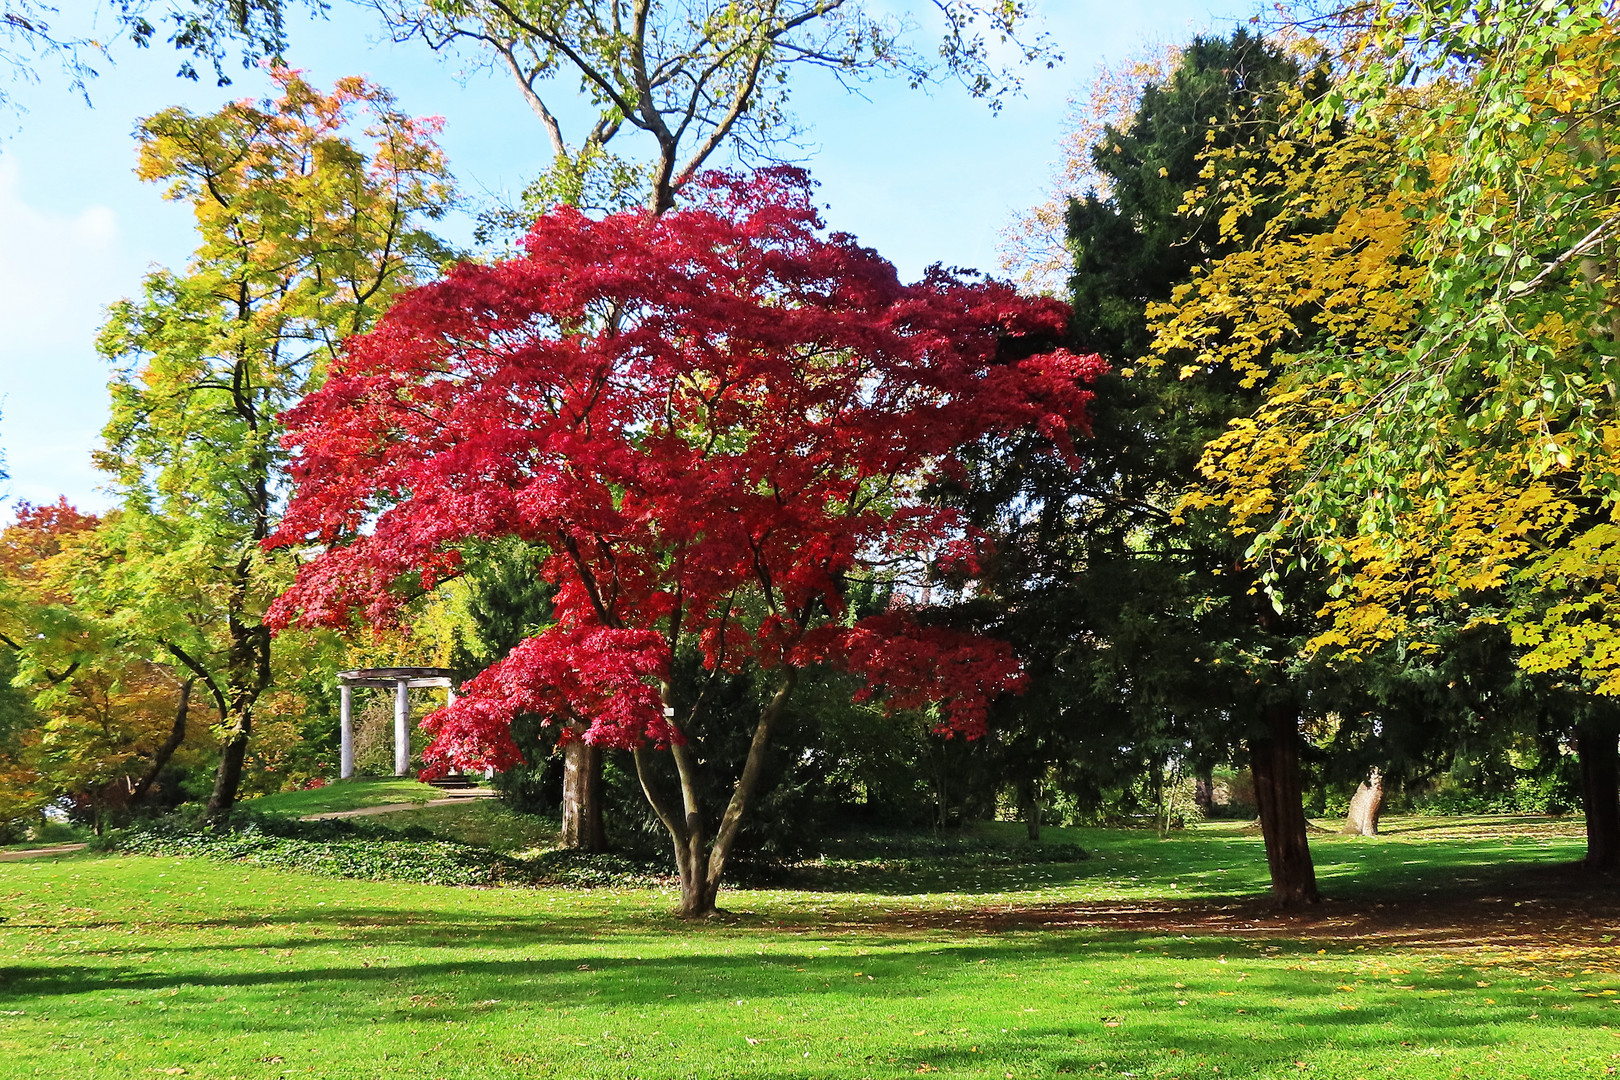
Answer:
0, 815, 1612, 1079
384, 800, 563, 854
242, 778, 448, 817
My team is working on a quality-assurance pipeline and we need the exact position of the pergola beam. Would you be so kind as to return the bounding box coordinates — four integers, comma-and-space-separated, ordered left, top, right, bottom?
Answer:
335, 667, 458, 780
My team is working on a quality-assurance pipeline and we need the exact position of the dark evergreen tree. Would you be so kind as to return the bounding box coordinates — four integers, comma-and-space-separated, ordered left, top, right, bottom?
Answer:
950, 30, 1338, 905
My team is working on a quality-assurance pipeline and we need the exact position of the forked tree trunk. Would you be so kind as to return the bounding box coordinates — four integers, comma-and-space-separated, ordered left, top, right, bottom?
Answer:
1248, 700, 1320, 908
1577, 715, 1620, 870
131, 678, 194, 805
561, 735, 607, 852
636, 670, 799, 917
1343, 767, 1385, 837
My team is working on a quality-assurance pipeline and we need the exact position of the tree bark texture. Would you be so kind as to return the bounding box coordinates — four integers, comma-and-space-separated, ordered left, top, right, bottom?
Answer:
204, 612, 271, 820
636, 670, 799, 917
561, 736, 607, 852
1248, 701, 1320, 908
207, 712, 253, 820
1578, 716, 1620, 870
1342, 767, 1385, 837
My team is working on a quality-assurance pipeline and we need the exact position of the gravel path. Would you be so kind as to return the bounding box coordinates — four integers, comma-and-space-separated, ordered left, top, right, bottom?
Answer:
0, 790, 498, 857
0, 843, 89, 861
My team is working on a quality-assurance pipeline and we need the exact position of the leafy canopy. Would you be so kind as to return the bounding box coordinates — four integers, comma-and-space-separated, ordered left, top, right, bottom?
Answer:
91, 68, 454, 813
267, 167, 1103, 772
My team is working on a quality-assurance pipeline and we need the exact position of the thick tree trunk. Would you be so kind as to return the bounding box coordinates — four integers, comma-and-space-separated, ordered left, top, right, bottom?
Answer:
1194, 769, 1214, 814
1016, 777, 1043, 841
560, 736, 607, 852
204, 616, 271, 821
1578, 716, 1620, 870
131, 678, 194, 805
1342, 767, 1385, 837
1248, 701, 1320, 908
206, 710, 253, 820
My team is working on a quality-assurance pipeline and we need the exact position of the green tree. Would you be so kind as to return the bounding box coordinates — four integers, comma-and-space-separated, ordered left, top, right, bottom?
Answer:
94, 67, 453, 818
1, 0, 309, 109
0, 500, 214, 830
375, 0, 1055, 217
961, 30, 1337, 905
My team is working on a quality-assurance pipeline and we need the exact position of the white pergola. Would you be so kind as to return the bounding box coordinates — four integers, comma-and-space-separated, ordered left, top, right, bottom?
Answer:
336, 666, 457, 778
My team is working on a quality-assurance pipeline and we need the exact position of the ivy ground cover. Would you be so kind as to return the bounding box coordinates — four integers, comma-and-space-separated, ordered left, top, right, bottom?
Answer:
1, 818, 1616, 1079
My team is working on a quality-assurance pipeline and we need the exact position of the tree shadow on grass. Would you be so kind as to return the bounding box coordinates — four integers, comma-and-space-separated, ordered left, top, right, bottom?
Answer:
3, 932, 1608, 1076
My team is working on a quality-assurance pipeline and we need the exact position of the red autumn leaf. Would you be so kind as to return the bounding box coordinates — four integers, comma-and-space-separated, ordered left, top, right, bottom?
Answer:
266, 167, 1103, 911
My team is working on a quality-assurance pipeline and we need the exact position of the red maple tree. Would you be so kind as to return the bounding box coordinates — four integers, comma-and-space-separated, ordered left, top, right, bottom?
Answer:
268, 168, 1103, 914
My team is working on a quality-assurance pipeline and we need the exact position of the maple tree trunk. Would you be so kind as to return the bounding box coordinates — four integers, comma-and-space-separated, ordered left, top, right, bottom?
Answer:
131, 678, 194, 805
560, 737, 606, 852
1248, 700, 1320, 908
1342, 767, 1385, 837
1578, 715, 1620, 870
636, 671, 798, 918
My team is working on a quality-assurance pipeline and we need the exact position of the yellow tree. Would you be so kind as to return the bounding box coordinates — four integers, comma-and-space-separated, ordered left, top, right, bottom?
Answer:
94, 68, 453, 818
1158, 14, 1620, 865
0, 501, 214, 828
1263, 4, 1620, 688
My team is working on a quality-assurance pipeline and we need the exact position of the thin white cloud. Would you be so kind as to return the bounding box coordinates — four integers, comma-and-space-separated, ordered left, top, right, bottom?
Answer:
0, 157, 124, 350
0, 156, 128, 516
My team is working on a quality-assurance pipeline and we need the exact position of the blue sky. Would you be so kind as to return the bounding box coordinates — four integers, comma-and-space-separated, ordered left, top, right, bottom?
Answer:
0, 0, 1252, 516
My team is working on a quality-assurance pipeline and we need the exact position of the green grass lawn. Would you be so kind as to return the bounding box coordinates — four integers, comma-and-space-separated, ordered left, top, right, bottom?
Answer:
381, 800, 563, 854
2, 816, 1617, 1079
242, 778, 451, 817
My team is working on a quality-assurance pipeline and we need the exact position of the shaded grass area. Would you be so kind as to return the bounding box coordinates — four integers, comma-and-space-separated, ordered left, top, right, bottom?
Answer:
0, 817, 1615, 1079
241, 778, 448, 817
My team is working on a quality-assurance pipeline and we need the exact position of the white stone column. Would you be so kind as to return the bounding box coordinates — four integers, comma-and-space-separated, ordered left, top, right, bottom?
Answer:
339, 683, 354, 779
394, 679, 411, 776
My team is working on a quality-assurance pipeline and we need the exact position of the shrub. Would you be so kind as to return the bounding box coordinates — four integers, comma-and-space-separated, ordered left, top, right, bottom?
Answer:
96, 809, 669, 888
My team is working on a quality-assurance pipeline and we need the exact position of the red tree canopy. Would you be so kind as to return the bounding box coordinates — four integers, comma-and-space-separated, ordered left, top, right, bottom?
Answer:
267, 168, 1104, 773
